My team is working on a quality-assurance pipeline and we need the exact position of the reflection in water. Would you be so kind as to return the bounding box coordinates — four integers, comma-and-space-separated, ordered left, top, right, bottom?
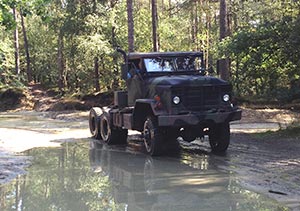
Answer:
0, 141, 288, 211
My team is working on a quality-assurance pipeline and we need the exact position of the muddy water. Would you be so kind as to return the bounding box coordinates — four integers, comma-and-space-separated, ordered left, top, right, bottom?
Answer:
0, 111, 292, 210
0, 141, 288, 211
0, 111, 89, 153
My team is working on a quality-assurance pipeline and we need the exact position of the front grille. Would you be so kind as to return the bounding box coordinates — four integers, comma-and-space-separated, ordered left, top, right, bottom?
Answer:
172, 86, 230, 111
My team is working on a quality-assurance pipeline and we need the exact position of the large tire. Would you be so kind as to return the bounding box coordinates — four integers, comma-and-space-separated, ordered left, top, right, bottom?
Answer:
209, 122, 230, 153
100, 111, 128, 145
143, 116, 164, 156
89, 107, 102, 139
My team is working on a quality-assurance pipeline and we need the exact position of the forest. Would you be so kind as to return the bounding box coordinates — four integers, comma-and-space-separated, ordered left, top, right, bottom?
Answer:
1, 0, 300, 104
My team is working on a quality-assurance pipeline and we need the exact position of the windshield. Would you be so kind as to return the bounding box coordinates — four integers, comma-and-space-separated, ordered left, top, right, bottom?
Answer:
144, 56, 203, 72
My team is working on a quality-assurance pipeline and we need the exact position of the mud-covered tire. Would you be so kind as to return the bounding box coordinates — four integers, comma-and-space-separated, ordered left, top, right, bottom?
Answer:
100, 111, 128, 145
209, 122, 230, 153
89, 107, 102, 139
143, 116, 164, 156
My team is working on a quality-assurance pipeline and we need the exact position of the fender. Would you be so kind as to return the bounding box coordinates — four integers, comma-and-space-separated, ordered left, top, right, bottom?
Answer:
132, 99, 167, 131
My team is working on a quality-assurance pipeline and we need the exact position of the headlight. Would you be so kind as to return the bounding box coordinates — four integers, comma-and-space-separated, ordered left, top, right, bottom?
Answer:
223, 94, 230, 102
173, 96, 181, 104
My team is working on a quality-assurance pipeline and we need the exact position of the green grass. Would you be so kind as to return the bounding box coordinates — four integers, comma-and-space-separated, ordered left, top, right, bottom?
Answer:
253, 121, 300, 139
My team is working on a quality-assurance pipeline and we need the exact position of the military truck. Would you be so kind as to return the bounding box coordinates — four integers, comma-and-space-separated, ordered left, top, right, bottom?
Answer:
88, 48, 241, 155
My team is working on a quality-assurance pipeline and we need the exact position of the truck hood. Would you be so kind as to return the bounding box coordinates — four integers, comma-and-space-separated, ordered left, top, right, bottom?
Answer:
146, 75, 228, 87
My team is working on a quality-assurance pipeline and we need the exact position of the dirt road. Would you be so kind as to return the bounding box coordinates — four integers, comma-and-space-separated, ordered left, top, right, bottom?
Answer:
0, 109, 300, 210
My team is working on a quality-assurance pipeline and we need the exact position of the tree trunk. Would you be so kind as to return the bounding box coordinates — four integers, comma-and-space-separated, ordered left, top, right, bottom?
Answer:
219, 0, 230, 81
112, 26, 119, 90
57, 32, 65, 91
20, 9, 32, 83
13, 7, 20, 75
235, 55, 240, 94
127, 0, 135, 52
190, 2, 196, 48
169, 0, 172, 17
94, 57, 100, 92
219, 0, 228, 39
195, 1, 199, 50
93, 0, 97, 12
151, 0, 159, 51
206, 11, 211, 70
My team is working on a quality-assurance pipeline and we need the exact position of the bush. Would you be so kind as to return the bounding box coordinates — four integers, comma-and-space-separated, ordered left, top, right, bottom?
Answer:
0, 87, 27, 111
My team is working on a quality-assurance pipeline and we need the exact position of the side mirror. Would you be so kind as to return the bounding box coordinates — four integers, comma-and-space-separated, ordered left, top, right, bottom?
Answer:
121, 64, 128, 80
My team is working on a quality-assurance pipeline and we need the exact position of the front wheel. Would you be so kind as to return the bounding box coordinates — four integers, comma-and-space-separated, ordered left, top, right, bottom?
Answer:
100, 111, 128, 145
209, 123, 230, 153
143, 117, 163, 156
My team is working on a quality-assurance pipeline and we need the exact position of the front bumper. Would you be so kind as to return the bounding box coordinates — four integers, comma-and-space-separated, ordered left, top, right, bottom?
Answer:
158, 109, 242, 127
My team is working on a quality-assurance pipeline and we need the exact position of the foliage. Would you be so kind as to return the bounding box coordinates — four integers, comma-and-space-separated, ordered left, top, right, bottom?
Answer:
0, 25, 24, 88
0, 0, 15, 29
0, 0, 299, 101
220, 16, 300, 102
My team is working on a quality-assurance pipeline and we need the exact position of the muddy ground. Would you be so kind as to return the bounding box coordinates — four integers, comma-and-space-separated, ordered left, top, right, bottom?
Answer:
1, 84, 300, 209
0, 108, 300, 210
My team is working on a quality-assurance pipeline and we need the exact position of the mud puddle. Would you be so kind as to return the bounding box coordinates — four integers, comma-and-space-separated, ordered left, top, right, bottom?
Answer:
0, 111, 89, 153
0, 111, 89, 185
0, 141, 289, 211
0, 111, 299, 210
0, 111, 87, 134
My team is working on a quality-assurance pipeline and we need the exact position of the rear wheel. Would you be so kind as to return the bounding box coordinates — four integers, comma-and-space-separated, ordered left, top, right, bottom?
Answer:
143, 116, 164, 156
209, 122, 230, 152
100, 111, 128, 145
89, 107, 102, 139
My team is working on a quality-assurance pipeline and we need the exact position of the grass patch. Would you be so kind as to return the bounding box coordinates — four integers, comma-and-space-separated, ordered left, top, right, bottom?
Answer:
253, 121, 300, 139
236, 96, 300, 111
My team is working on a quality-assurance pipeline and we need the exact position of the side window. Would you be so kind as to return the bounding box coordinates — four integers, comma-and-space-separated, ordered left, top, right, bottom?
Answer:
176, 56, 201, 71
127, 59, 142, 79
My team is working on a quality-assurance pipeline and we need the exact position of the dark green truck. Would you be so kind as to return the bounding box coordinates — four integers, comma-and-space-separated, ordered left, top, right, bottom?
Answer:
89, 49, 241, 155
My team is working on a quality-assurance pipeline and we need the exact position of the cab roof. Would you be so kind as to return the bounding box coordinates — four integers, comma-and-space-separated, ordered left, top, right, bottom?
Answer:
127, 51, 203, 60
